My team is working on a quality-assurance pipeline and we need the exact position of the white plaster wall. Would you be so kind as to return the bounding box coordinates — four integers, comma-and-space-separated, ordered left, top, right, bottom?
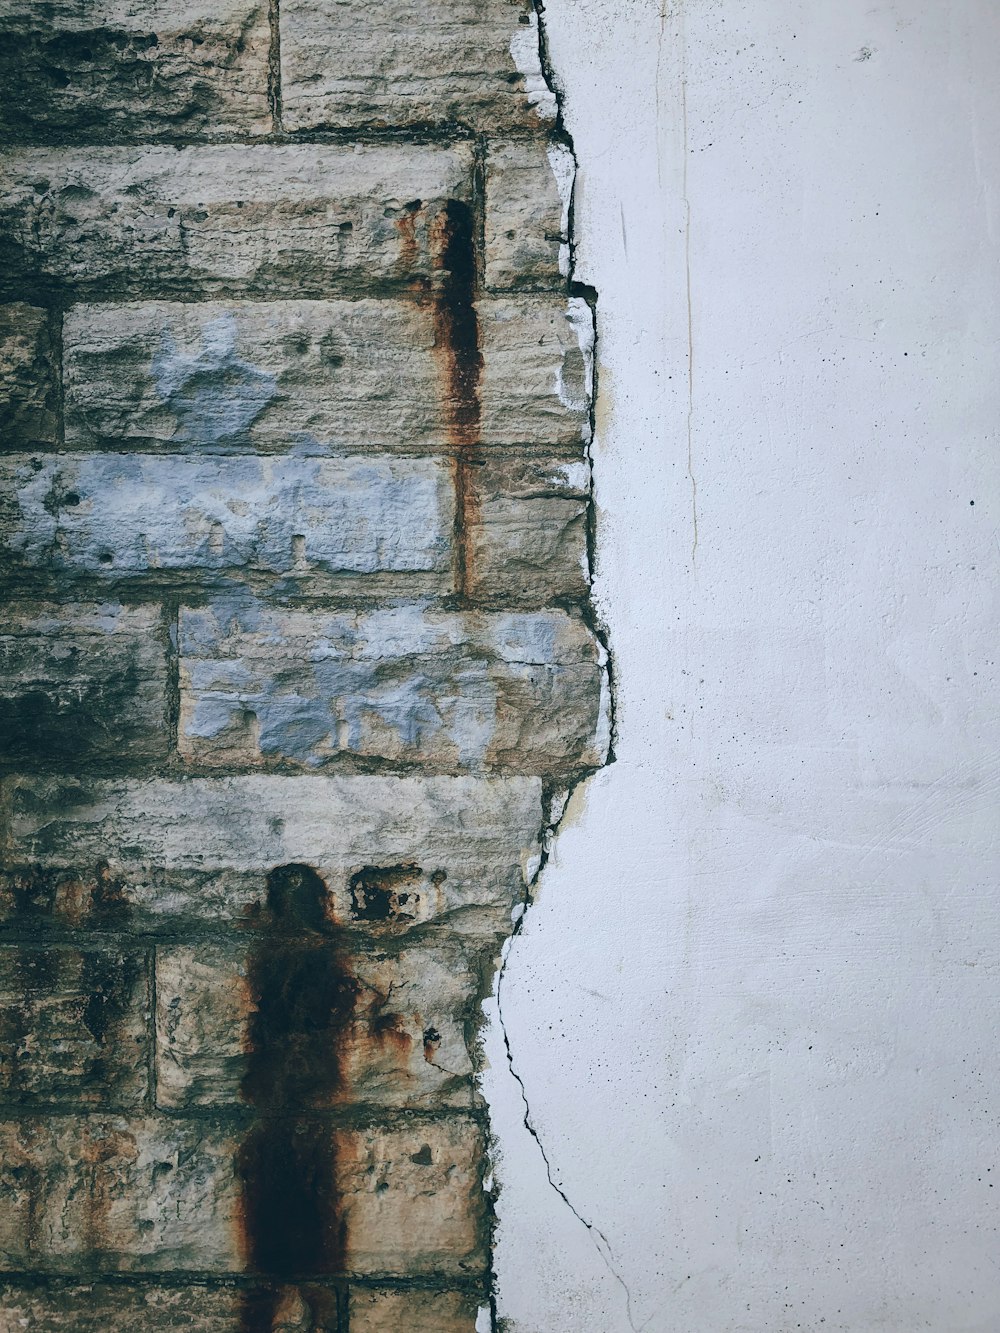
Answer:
483, 1, 1000, 1329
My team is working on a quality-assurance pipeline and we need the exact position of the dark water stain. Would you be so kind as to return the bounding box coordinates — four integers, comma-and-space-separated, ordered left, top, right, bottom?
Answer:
348, 862, 425, 924
426, 198, 483, 596
237, 864, 357, 1331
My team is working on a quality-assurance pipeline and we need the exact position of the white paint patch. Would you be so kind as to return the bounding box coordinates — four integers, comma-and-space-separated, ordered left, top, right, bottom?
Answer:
509, 12, 558, 121
547, 141, 576, 276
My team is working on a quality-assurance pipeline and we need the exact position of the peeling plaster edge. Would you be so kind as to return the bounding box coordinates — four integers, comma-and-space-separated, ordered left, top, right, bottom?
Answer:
484, 4, 627, 1330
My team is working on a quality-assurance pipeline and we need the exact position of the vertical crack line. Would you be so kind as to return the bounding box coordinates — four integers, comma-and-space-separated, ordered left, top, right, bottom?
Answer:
495, 894, 642, 1333
680, 18, 698, 570
267, 0, 282, 134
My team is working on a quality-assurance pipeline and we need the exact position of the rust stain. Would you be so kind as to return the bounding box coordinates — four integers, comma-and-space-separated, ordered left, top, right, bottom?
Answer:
236, 864, 356, 1331
428, 199, 483, 597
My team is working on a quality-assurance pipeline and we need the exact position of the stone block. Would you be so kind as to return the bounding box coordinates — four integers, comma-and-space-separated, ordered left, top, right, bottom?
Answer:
0, 304, 59, 449
485, 139, 572, 290
0, 775, 542, 937
349, 1286, 479, 1332
0, 455, 453, 588
0, 0, 271, 143
0, 145, 472, 300
0, 946, 148, 1107
177, 602, 604, 774
328, 1117, 488, 1276
280, 0, 552, 132
0, 1115, 486, 1277
0, 1117, 242, 1272
465, 455, 591, 605
61, 297, 588, 454
155, 939, 479, 1110
0, 1282, 252, 1331
0, 603, 171, 769
480, 296, 593, 447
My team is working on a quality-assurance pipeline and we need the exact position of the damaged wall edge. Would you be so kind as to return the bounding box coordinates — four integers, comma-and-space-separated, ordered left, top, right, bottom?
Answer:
484, 2, 621, 1329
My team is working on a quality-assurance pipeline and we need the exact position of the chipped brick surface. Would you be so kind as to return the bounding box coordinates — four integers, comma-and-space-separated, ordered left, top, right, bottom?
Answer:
0, 0, 607, 1319
0, 0, 272, 144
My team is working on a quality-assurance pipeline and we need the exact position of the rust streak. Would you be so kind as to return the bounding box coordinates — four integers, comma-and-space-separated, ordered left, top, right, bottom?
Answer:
428, 199, 483, 598
236, 864, 357, 1331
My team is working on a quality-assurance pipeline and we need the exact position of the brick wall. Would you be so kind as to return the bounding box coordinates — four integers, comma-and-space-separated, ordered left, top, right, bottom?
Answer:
0, 2, 608, 1328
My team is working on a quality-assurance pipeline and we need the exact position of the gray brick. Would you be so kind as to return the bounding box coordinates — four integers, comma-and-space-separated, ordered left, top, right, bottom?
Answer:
0, 455, 453, 589
62, 297, 588, 453
0, 0, 271, 143
0, 603, 171, 769
480, 296, 593, 447
485, 138, 572, 290
0, 305, 59, 449
0, 946, 148, 1108
0, 1115, 486, 1276
466, 454, 591, 606
177, 602, 605, 774
281, 0, 554, 132
0, 775, 543, 937
155, 939, 478, 1110
0, 1282, 249, 1331
0, 145, 472, 299
350, 1287, 480, 1332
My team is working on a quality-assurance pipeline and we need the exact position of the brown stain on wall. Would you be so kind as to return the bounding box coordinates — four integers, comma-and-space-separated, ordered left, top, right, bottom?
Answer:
428, 199, 483, 598
236, 864, 356, 1332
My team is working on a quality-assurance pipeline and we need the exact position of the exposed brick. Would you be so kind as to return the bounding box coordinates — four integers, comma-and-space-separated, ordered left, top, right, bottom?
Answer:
0, 0, 271, 144
280, 0, 547, 132
0, 145, 472, 300
0, 1115, 486, 1277
177, 602, 605, 774
0, 946, 148, 1109
0, 603, 171, 769
62, 297, 587, 453
155, 939, 479, 1110
349, 1286, 479, 1332
0, 305, 59, 449
0, 455, 453, 589
466, 455, 591, 606
485, 139, 572, 290
0, 1118, 241, 1273
0, 775, 543, 936
480, 297, 593, 447
328, 1117, 488, 1276
0, 1282, 252, 1331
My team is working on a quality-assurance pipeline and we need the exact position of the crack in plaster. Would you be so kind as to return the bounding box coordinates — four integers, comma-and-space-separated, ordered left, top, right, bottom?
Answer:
487, 4, 631, 1328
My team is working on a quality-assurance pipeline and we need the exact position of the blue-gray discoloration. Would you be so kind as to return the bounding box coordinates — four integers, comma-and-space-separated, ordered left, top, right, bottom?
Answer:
152, 313, 277, 445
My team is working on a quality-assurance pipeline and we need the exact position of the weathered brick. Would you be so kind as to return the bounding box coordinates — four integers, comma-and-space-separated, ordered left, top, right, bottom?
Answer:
0, 946, 148, 1108
0, 455, 453, 588
0, 776, 542, 936
155, 939, 478, 1111
485, 138, 572, 290
61, 297, 588, 454
349, 1286, 479, 1332
0, 1118, 241, 1272
0, 0, 271, 144
0, 145, 472, 300
480, 296, 594, 447
280, 0, 553, 132
0, 1115, 486, 1277
466, 455, 591, 606
0, 305, 59, 448
327, 1117, 488, 1275
177, 602, 604, 774
0, 603, 171, 769
0, 1282, 251, 1331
